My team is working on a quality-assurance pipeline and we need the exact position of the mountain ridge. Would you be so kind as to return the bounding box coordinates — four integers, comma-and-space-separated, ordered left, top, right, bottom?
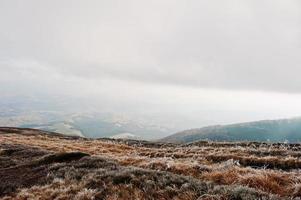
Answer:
162, 117, 301, 143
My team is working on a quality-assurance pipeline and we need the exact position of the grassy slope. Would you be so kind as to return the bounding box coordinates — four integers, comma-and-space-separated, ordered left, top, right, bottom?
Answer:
1, 128, 301, 199
162, 118, 301, 143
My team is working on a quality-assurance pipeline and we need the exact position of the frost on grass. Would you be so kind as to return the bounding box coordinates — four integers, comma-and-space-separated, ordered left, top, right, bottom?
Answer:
1, 128, 300, 199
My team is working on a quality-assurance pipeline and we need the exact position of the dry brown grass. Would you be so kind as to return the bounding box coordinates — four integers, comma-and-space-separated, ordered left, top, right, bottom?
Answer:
1, 128, 300, 199
202, 166, 301, 197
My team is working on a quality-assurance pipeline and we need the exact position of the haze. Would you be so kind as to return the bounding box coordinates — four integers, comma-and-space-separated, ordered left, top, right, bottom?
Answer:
1, 0, 301, 134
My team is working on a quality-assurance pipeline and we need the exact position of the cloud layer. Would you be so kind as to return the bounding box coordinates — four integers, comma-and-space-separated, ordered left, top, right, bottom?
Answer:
1, 0, 301, 92
1, 0, 301, 130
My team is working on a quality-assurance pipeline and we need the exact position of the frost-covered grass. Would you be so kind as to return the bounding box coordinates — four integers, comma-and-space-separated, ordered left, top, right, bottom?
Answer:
1, 128, 301, 199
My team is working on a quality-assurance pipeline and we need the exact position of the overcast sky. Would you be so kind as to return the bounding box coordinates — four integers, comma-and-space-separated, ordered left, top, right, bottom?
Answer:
1, 0, 301, 129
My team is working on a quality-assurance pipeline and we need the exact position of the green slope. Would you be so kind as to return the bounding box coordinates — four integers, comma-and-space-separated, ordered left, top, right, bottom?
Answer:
162, 118, 301, 143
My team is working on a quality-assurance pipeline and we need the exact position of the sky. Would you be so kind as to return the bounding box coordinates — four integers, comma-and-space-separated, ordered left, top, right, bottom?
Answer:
1, 0, 301, 130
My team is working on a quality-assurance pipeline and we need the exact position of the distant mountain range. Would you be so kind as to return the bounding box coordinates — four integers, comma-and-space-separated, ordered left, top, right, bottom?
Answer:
162, 117, 301, 143
0, 109, 174, 140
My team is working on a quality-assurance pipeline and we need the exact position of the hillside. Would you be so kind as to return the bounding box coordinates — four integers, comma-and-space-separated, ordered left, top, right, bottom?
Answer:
1, 127, 301, 199
162, 118, 301, 143
0, 109, 173, 140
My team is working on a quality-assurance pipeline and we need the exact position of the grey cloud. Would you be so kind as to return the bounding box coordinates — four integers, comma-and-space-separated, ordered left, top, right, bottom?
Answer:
1, 0, 301, 93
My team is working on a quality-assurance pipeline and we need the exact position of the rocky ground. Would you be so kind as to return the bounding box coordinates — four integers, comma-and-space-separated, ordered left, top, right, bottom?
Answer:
1, 127, 301, 200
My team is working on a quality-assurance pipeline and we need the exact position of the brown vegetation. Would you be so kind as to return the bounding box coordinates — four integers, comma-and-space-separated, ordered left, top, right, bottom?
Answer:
1, 128, 300, 199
